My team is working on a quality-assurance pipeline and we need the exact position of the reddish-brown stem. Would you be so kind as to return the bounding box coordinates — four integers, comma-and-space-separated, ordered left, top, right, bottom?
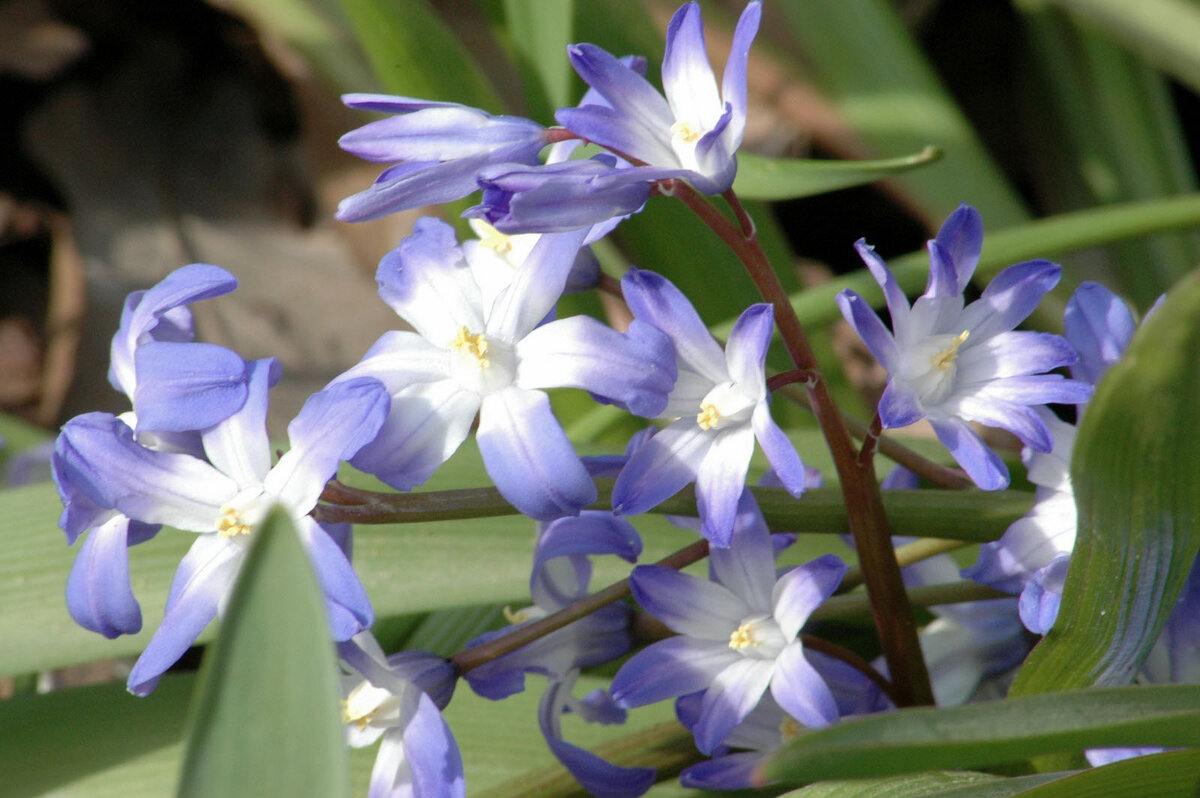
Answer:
596, 272, 625, 299
544, 126, 581, 144
858, 412, 884, 469
766, 369, 817, 393
449, 538, 711, 675
673, 182, 933, 707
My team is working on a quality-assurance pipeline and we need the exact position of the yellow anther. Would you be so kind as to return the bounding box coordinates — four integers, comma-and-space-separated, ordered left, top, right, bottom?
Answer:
729, 621, 758, 651
452, 326, 491, 368
931, 330, 970, 371
779, 716, 801, 741
503, 605, 535, 625
671, 120, 702, 143
697, 403, 721, 430
477, 222, 513, 254
216, 506, 250, 538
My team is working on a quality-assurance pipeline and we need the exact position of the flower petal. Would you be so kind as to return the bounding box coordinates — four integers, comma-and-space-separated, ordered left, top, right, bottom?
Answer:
837, 289, 898, 372
612, 418, 711, 517
697, 426, 756, 547
934, 204, 984, 291
264, 377, 390, 514
404, 689, 466, 798
477, 388, 595, 520
693, 658, 775, 754
680, 751, 764, 791
773, 555, 848, 641
66, 515, 144, 638
769, 642, 840, 728
610, 636, 738, 708
336, 331, 451, 393
200, 357, 277, 488
724, 304, 772, 397
720, 1, 762, 145
927, 416, 1009, 490
854, 239, 911, 343
127, 534, 242, 695
621, 268, 728, 385
662, 2, 721, 129
375, 216, 484, 342
752, 403, 806, 496
132, 342, 249, 433
351, 382, 480, 491
1064, 281, 1137, 386
630, 564, 748, 637
958, 259, 1061, 341
486, 227, 590, 341
516, 316, 676, 418
708, 492, 776, 613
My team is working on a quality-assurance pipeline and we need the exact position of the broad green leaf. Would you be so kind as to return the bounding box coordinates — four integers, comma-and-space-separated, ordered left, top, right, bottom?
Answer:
336, 0, 503, 112
176, 507, 347, 798
760, 684, 1200, 785
503, 0, 573, 119
1007, 749, 1200, 797
733, 147, 942, 201
1047, 0, 1200, 97
0, 675, 193, 798
1011, 271, 1200, 693
741, 193, 1200, 336
775, 0, 1029, 228
903, 772, 1074, 798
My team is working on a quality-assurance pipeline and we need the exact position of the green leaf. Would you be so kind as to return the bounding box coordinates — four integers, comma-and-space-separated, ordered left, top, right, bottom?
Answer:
176, 507, 348, 798
503, 0, 573, 118
336, 0, 503, 112
1047, 0, 1200, 98
760, 684, 1200, 785
0, 676, 193, 798
733, 147, 942, 201
779, 770, 1006, 797
774, 0, 1029, 227
1011, 270, 1200, 693
1004, 749, 1200, 797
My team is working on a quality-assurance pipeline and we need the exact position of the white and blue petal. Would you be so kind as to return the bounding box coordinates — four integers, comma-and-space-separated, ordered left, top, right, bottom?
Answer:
477, 387, 595, 520
629, 565, 747, 638
927, 416, 1009, 490
131, 342, 249, 433
621, 268, 727, 386
610, 635, 738, 708
612, 418, 712, 517
769, 642, 840, 729
66, 515, 144, 638
1064, 281, 1136, 386
696, 426, 756, 547
693, 657, 775, 754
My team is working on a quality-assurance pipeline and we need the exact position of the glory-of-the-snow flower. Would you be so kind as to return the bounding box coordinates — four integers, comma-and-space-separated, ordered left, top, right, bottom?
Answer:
610, 491, 846, 754
55, 263, 252, 639
334, 217, 676, 520
836, 204, 1093, 489
611, 267, 806, 547
558, 1, 762, 195
56, 356, 388, 695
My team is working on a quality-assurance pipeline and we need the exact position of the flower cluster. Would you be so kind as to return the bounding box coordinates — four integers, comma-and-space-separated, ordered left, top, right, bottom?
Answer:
49, 2, 1170, 796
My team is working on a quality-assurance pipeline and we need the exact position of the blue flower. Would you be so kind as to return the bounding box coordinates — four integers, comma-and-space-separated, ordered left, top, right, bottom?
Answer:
610, 491, 846, 754
963, 281, 1137, 632
837, 204, 1093, 489
336, 95, 548, 222
54, 264, 252, 639
57, 358, 389, 694
340, 633, 464, 798
611, 268, 806, 547
463, 510, 653, 798
334, 218, 676, 520
558, 2, 762, 195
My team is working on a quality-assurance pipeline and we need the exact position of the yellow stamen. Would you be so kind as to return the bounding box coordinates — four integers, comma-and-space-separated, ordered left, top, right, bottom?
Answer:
477, 222, 513, 254
931, 330, 970, 371
671, 120, 702, 143
779, 716, 801, 741
697, 403, 721, 430
503, 605, 535, 625
729, 621, 758, 651
340, 697, 374, 731
216, 506, 250, 538
452, 326, 490, 368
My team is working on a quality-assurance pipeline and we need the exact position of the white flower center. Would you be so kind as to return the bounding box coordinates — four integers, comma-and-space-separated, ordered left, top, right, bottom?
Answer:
449, 326, 516, 394
342, 680, 397, 731
214, 488, 271, 539
728, 615, 787, 660
696, 381, 755, 431
898, 330, 970, 407
670, 120, 709, 173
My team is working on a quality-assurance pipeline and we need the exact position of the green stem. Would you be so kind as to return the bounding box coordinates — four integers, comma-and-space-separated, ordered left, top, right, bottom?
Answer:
840, 537, 970, 593
673, 182, 933, 707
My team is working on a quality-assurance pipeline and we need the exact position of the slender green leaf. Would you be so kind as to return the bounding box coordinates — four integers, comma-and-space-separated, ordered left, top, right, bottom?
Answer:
503, 0, 573, 118
775, 0, 1029, 228
177, 507, 347, 798
913, 772, 1076, 798
733, 147, 942, 201
1007, 749, 1200, 797
1048, 0, 1200, 97
760, 685, 1200, 784
736, 193, 1200, 337
1011, 271, 1200, 693
337, 0, 503, 112
779, 770, 1009, 797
